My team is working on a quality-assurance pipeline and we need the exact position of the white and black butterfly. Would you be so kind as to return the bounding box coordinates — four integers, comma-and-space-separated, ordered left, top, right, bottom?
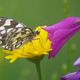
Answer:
0, 17, 40, 51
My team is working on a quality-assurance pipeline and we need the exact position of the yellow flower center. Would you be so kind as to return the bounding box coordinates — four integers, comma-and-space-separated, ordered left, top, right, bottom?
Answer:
3, 26, 52, 63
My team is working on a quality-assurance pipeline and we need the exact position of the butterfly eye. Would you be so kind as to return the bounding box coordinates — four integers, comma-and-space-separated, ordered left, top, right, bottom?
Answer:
35, 30, 40, 35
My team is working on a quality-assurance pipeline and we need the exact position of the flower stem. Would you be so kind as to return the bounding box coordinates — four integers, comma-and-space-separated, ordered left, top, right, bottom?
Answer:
35, 62, 42, 80
64, 0, 70, 17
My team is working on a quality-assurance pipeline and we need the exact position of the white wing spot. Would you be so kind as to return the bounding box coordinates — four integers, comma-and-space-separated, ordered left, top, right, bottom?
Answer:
5, 46, 9, 49
1, 30, 6, 34
7, 28, 13, 33
2, 45, 5, 48
0, 36, 2, 39
16, 28, 22, 32
0, 26, 5, 31
4, 19, 13, 26
0, 19, 2, 22
26, 32, 30, 34
26, 29, 30, 31
16, 23, 24, 28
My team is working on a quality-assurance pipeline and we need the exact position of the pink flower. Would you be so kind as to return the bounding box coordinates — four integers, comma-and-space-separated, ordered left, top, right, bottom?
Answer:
61, 58, 80, 80
44, 17, 80, 58
61, 71, 80, 80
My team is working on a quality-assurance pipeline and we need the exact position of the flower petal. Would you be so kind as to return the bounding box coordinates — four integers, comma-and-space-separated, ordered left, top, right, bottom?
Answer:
74, 57, 80, 67
44, 17, 80, 58
61, 71, 80, 80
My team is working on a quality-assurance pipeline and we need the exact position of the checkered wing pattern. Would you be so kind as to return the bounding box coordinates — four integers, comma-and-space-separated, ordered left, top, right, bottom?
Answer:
0, 17, 34, 50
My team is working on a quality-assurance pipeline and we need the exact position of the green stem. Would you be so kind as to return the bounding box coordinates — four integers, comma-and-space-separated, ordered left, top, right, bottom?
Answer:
35, 62, 42, 80
64, 0, 70, 17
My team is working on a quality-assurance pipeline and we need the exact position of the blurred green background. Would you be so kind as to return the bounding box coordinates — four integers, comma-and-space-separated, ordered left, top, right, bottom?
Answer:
0, 0, 80, 80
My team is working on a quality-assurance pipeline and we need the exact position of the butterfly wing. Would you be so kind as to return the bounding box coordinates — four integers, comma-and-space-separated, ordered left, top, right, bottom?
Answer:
0, 17, 33, 50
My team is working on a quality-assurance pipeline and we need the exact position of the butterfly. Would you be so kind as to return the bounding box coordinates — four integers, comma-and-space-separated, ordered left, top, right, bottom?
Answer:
0, 17, 40, 51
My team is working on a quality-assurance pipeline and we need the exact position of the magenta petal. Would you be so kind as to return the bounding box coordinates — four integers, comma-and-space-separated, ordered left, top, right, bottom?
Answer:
74, 58, 80, 67
45, 17, 80, 33
44, 17, 80, 58
61, 58, 80, 80
49, 25, 80, 58
61, 71, 80, 80
61, 72, 76, 80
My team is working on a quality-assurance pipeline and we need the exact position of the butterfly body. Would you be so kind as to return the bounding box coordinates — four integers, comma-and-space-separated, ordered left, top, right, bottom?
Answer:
0, 17, 39, 50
